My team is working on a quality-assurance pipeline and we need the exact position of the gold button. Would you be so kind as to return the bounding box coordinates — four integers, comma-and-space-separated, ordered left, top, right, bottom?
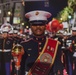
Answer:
39, 42, 41, 45
44, 59, 48, 62
39, 47, 42, 50
39, 52, 41, 54
28, 54, 30, 56
36, 38, 38, 40
28, 49, 32, 50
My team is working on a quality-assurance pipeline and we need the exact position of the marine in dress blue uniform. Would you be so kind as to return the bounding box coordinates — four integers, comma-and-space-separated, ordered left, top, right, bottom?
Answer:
64, 27, 76, 75
13, 30, 23, 45
68, 27, 76, 75
20, 10, 58, 75
0, 26, 14, 75
21, 35, 47, 75
52, 31, 64, 75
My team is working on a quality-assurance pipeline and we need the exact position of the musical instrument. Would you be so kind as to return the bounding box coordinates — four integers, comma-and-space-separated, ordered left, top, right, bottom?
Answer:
12, 44, 24, 75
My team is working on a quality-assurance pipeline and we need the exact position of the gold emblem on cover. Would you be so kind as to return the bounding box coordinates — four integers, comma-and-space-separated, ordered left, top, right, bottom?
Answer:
35, 11, 39, 15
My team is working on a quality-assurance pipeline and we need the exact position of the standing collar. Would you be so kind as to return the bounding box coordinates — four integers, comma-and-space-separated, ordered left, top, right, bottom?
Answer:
32, 35, 46, 42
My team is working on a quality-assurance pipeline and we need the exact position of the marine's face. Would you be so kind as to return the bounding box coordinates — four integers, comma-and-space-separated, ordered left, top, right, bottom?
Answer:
30, 25, 46, 36
72, 31, 76, 36
2, 33, 8, 38
8, 33, 13, 37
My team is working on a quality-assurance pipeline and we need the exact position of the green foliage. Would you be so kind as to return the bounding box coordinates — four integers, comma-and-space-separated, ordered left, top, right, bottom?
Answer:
56, 0, 76, 22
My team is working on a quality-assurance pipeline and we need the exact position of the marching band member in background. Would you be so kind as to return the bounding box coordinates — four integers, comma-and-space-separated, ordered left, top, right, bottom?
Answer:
8, 30, 13, 38
13, 30, 24, 45
13, 30, 20, 45
0, 23, 14, 75
53, 30, 65, 75
61, 32, 72, 75
68, 27, 76, 75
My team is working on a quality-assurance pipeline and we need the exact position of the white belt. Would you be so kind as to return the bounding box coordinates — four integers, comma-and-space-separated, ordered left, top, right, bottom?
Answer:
73, 52, 76, 57
25, 71, 28, 75
0, 49, 11, 52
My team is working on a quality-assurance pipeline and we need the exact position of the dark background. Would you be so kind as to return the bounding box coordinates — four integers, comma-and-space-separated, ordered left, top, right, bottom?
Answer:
24, 0, 68, 22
